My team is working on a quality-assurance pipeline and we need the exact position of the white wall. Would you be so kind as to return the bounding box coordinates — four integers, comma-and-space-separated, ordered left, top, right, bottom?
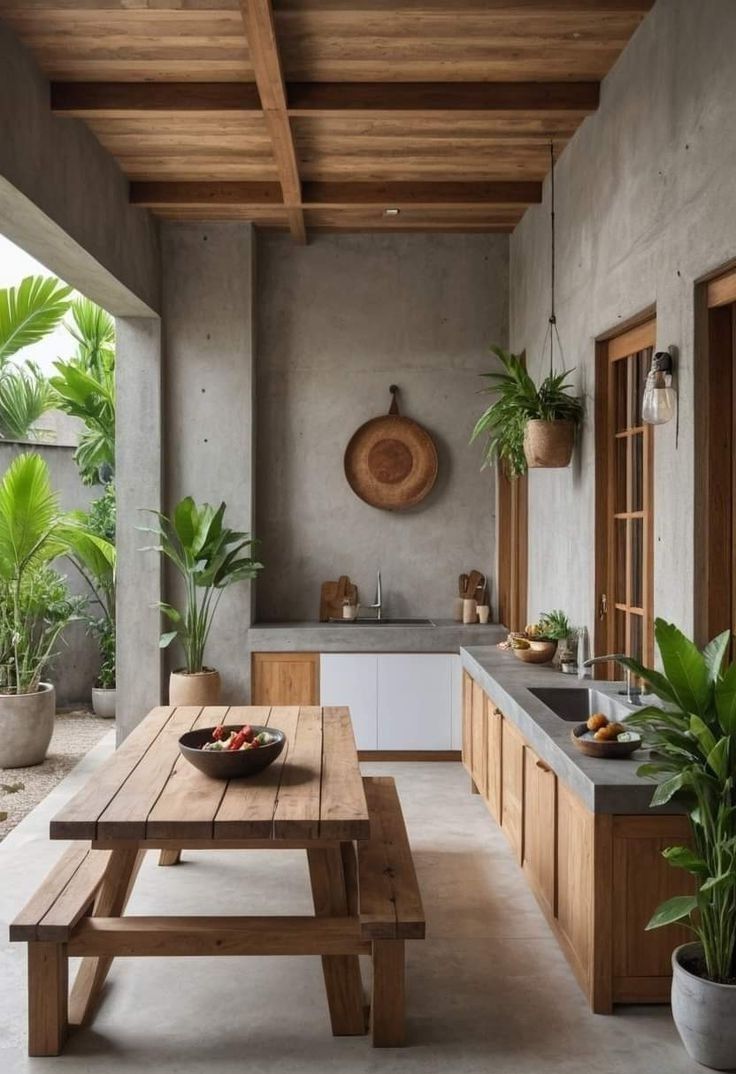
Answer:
510, 0, 736, 638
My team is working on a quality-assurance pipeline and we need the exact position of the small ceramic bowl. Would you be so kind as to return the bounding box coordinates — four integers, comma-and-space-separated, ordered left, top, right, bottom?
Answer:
512, 639, 558, 664
178, 725, 286, 779
571, 723, 642, 759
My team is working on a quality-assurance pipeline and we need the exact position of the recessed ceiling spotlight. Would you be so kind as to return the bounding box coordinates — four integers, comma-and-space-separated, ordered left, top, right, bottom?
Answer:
383, 208, 401, 216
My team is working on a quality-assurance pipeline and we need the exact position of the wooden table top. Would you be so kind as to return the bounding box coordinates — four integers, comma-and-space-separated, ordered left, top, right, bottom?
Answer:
50, 706, 370, 843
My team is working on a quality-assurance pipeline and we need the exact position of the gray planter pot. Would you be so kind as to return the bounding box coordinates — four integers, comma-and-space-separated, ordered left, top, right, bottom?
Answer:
92, 686, 116, 719
672, 943, 736, 1070
0, 683, 55, 768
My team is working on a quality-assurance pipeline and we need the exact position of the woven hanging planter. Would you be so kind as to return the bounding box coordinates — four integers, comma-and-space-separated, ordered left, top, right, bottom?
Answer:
523, 419, 575, 469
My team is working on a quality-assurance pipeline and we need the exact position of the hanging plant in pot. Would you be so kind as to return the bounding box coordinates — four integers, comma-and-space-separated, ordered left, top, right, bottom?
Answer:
609, 621, 736, 1071
471, 346, 584, 476
0, 454, 86, 767
142, 497, 263, 706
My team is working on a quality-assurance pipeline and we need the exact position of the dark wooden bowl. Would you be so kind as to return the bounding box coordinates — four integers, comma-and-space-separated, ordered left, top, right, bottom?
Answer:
571, 723, 642, 759
178, 725, 286, 779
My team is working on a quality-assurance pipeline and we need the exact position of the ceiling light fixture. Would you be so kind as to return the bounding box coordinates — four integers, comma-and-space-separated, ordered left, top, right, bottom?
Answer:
383, 208, 400, 216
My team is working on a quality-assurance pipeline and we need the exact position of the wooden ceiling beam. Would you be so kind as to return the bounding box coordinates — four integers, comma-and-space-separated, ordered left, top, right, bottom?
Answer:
129, 180, 541, 208
50, 80, 598, 119
238, 0, 306, 243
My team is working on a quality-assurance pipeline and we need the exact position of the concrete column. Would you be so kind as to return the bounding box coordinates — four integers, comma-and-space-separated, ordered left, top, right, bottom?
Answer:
116, 317, 163, 740
162, 222, 255, 702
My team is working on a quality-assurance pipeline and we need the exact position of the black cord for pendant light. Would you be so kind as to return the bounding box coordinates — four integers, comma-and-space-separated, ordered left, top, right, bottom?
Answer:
549, 139, 556, 377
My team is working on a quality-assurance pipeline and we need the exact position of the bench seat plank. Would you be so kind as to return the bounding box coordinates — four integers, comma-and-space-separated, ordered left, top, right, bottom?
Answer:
37, 849, 113, 941
359, 777, 425, 941
10, 845, 94, 942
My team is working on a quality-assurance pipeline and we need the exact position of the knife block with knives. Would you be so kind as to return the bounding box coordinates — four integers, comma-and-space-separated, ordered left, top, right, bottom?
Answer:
455, 570, 488, 621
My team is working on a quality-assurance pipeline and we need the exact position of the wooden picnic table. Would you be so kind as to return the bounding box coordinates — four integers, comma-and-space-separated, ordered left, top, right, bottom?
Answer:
46, 705, 373, 1040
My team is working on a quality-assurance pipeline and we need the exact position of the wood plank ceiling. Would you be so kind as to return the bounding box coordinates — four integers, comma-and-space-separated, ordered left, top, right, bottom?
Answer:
0, 0, 654, 242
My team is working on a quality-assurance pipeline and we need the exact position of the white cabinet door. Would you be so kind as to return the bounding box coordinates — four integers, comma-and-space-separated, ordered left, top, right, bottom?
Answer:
377, 654, 454, 750
319, 654, 378, 749
450, 653, 462, 750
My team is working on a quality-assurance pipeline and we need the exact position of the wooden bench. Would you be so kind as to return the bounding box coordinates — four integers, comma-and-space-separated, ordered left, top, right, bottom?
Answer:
359, 776, 426, 1046
9, 844, 141, 1056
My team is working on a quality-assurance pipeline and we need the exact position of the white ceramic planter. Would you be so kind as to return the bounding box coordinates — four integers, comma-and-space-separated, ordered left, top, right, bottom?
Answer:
672, 943, 736, 1070
92, 686, 116, 719
169, 668, 221, 706
0, 683, 55, 768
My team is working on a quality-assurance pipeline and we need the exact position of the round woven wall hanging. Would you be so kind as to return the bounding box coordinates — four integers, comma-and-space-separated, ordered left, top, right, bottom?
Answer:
344, 385, 439, 510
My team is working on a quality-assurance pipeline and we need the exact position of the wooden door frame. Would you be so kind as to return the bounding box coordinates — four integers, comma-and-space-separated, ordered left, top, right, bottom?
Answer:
496, 464, 528, 632
594, 316, 656, 672
694, 264, 736, 645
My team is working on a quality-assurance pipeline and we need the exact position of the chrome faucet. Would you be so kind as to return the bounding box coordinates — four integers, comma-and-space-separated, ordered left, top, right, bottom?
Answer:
361, 570, 383, 621
583, 653, 641, 704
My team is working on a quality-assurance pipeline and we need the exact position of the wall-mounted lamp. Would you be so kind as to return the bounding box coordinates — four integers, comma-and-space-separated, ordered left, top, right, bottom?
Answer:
642, 349, 677, 426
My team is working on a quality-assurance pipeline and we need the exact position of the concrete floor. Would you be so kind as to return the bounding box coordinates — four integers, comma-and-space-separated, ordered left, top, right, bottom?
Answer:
0, 743, 701, 1074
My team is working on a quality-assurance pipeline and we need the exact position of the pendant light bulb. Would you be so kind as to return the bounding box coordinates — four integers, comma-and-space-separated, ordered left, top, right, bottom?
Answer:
642, 351, 676, 426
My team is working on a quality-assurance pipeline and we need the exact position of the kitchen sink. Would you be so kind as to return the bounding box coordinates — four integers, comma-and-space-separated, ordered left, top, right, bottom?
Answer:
528, 686, 633, 723
327, 617, 435, 626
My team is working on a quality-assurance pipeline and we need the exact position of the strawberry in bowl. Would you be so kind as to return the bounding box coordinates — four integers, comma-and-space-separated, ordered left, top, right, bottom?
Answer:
178, 723, 286, 778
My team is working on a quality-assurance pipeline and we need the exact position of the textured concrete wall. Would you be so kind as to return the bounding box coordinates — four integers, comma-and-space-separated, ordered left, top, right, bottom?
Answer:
162, 223, 255, 702
0, 443, 98, 705
256, 232, 508, 622
510, 0, 736, 638
0, 20, 159, 315
116, 318, 163, 739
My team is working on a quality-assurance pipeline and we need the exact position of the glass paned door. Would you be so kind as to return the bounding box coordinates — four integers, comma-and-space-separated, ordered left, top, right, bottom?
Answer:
596, 320, 655, 669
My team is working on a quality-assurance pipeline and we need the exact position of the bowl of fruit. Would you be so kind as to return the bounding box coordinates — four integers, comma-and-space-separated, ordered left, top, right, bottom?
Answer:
571, 713, 642, 759
504, 611, 571, 666
178, 723, 286, 779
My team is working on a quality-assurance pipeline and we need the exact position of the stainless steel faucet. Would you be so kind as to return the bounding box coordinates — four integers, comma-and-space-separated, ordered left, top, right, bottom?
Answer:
583, 653, 641, 704
361, 570, 383, 621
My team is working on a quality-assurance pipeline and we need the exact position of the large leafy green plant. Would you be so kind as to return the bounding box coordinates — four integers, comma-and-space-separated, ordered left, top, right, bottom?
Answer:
0, 362, 57, 441
613, 619, 736, 983
471, 347, 584, 477
142, 497, 262, 675
65, 486, 116, 689
0, 453, 81, 693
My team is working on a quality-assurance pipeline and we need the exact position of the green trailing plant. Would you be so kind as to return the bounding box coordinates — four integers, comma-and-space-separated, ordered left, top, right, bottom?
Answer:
65, 487, 116, 690
51, 298, 116, 485
610, 619, 736, 984
471, 347, 584, 478
0, 453, 83, 694
0, 362, 57, 441
141, 497, 263, 675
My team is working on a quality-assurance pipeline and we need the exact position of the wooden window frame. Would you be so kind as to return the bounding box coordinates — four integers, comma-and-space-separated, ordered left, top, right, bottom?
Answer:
497, 464, 528, 632
694, 264, 736, 646
595, 318, 656, 673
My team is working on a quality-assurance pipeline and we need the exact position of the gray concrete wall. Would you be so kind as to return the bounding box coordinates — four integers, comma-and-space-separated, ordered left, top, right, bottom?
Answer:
509, 0, 736, 638
256, 232, 508, 622
0, 442, 99, 705
161, 222, 255, 703
0, 19, 160, 316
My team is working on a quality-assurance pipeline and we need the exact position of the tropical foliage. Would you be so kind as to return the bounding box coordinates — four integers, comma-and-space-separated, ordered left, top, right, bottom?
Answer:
66, 486, 116, 689
142, 497, 262, 675
0, 362, 57, 441
0, 453, 81, 693
613, 620, 736, 983
471, 347, 584, 477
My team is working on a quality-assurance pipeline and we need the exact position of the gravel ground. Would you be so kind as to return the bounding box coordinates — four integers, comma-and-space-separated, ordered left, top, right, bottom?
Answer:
0, 709, 112, 840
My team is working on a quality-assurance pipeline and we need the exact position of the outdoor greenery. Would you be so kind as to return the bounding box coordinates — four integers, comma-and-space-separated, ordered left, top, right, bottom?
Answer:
471, 347, 584, 477
52, 297, 116, 485
614, 620, 736, 984
0, 362, 57, 441
142, 497, 263, 675
0, 453, 81, 694
66, 484, 116, 689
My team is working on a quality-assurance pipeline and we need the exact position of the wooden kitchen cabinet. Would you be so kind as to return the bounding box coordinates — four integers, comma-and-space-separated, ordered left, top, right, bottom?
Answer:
470, 680, 487, 796
522, 746, 557, 917
486, 701, 503, 822
462, 671, 473, 774
251, 652, 319, 705
500, 720, 525, 864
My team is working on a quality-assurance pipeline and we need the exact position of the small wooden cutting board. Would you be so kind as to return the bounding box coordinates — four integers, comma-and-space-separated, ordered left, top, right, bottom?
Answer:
320, 575, 359, 621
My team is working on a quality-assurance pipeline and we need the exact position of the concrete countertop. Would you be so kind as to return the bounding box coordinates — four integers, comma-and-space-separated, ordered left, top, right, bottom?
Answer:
249, 620, 507, 653
461, 645, 674, 815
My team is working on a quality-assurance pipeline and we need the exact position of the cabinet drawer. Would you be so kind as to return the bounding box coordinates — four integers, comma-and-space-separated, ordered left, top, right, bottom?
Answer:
501, 720, 525, 863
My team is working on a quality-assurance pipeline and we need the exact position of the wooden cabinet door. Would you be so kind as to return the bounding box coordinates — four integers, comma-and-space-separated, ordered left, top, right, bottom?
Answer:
556, 782, 595, 994
377, 654, 453, 749
319, 654, 378, 749
523, 746, 557, 916
251, 652, 319, 705
462, 672, 473, 773
501, 720, 525, 863
486, 701, 503, 823
470, 680, 487, 796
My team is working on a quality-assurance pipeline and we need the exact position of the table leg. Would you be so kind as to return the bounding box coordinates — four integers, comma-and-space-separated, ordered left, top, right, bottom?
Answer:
68, 848, 144, 1027
371, 939, 405, 1046
158, 849, 182, 867
28, 942, 68, 1056
307, 844, 366, 1036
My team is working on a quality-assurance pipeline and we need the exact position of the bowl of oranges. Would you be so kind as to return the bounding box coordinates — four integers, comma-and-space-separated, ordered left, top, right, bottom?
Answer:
571, 712, 642, 759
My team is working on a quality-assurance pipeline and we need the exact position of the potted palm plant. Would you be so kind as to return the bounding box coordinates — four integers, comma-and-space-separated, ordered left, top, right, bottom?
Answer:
472, 347, 584, 476
611, 620, 736, 1070
0, 453, 82, 767
142, 496, 262, 705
